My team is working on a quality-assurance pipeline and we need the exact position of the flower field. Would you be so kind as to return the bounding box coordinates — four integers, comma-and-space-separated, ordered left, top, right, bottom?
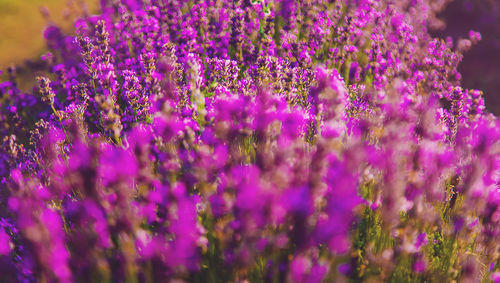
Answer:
0, 0, 499, 282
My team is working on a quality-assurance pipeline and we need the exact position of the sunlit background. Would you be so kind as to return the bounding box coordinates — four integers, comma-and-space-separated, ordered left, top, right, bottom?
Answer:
0, 0, 98, 69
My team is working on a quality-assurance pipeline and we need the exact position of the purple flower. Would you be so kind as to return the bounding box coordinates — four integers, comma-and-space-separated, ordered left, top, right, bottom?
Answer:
0, 229, 11, 256
0, 0, 499, 281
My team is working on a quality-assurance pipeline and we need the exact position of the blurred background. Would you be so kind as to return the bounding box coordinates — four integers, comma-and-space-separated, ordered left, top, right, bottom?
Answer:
0, 0, 98, 69
433, 0, 500, 115
0, 0, 499, 114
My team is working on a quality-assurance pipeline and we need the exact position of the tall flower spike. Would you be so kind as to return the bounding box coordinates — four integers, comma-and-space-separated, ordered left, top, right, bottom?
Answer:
37, 76, 55, 105
76, 36, 97, 79
95, 20, 111, 64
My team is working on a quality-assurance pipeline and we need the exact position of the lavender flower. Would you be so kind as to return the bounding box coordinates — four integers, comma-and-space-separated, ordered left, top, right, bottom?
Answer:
0, 0, 499, 281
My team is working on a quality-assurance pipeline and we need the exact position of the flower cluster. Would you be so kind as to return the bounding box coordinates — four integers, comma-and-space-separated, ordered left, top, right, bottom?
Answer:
0, 0, 499, 282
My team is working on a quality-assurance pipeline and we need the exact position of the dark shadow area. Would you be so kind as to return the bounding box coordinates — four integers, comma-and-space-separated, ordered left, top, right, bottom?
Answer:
433, 0, 500, 115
